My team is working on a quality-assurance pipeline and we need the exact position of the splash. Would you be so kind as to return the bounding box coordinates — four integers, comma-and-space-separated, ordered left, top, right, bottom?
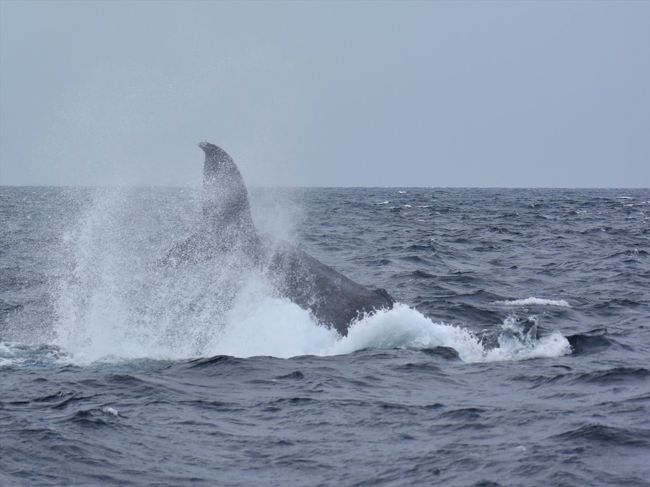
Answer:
49, 189, 571, 365
331, 305, 570, 363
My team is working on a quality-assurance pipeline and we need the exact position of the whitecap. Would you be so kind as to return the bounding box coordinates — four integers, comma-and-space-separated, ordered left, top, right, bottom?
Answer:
330, 304, 570, 363
102, 406, 119, 416
493, 297, 570, 308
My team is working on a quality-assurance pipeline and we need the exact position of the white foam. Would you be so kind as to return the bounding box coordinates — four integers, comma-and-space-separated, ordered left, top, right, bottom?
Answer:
46, 189, 571, 365
0, 341, 72, 368
493, 297, 570, 308
52, 291, 571, 364
330, 305, 484, 360
205, 280, 339, 359
102, 406, 119, 416
0, 341, 15, 356
329, 305, 570, 363
206, 303, 571, 363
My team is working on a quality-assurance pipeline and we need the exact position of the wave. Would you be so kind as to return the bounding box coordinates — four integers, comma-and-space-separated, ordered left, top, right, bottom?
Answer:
333, 305, 570, 363
573, 367, 650, 384
566, 332, 613, 355
493, 297, 571, 308
0, 342, 69, 368
552, 424, 650, 447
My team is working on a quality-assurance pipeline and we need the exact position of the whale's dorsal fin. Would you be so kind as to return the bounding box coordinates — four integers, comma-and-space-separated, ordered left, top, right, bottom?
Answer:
198, 142, 257, 240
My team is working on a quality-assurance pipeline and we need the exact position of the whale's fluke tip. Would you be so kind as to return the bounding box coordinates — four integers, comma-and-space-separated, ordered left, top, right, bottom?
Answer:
198, 141, 213, 152
199, 141, 227, 157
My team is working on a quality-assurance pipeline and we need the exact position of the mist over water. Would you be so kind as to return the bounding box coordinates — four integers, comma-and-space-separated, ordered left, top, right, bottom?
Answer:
1, 186, 649, 486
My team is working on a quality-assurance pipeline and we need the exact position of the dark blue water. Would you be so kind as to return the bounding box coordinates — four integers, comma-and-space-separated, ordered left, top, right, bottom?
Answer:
1, 187, 649, 486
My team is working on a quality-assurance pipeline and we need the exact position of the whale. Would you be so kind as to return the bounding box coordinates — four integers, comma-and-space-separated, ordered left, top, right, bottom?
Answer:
164, 142, 394, 336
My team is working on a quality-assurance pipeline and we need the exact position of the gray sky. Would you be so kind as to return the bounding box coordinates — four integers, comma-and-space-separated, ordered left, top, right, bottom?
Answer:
1, 1, 648, 187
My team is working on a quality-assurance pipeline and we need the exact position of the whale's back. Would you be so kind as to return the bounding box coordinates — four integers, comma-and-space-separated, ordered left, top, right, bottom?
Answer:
266, 241, 394, 336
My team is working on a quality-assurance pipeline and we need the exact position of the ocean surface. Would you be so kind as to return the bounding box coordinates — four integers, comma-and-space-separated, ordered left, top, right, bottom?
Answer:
1, 186, 649, 486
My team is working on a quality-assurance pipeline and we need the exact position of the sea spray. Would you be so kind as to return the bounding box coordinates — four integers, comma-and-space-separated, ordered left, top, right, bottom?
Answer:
51, 188, 571, 364
330, 305, 570, 363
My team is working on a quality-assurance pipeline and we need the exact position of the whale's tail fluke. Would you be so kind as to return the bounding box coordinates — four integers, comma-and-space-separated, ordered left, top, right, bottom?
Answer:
198, 141, 227, 158
163, 141, 395, 335
198, 142, 257, 238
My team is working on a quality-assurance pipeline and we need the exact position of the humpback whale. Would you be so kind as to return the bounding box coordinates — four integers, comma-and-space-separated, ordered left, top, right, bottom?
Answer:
164, 142, 394, 336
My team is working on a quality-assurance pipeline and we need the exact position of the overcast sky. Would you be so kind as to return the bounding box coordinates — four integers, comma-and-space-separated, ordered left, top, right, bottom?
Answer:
1, 1, 648, 187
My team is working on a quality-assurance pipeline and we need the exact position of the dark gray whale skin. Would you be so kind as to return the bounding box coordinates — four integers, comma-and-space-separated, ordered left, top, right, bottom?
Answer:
164, 142, 394, 336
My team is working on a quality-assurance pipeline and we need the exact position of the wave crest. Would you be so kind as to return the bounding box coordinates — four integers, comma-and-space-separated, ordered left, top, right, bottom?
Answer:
493, 297, 571, 308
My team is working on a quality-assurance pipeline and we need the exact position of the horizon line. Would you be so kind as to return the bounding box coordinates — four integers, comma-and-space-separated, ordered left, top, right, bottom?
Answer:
0, 184, 648, 190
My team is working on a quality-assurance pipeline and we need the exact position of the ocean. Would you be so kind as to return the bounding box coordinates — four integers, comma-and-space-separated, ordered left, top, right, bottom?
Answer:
1, 186, 649, 486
